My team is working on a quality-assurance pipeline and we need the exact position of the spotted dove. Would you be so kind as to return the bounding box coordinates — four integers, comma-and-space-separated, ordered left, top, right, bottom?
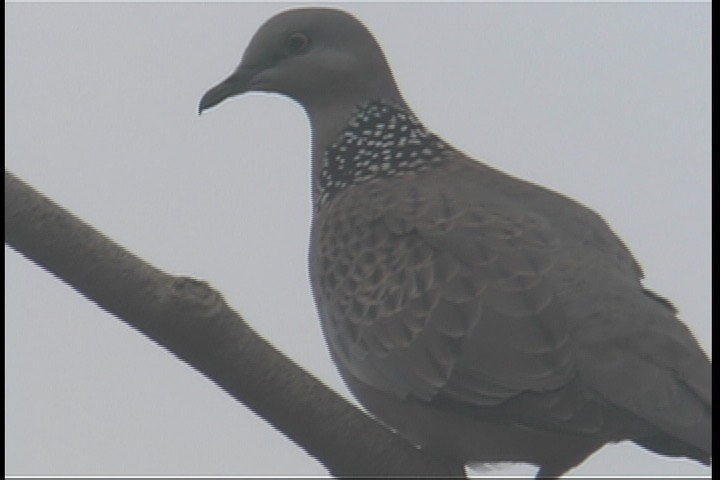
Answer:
199, 8, 711, 478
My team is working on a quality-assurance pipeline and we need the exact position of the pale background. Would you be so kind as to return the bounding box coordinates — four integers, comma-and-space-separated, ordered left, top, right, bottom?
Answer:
5, 2, 711, 477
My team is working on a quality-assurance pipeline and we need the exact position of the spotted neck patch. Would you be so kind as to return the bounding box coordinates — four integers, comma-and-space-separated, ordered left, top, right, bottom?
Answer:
316, 100, 449, 206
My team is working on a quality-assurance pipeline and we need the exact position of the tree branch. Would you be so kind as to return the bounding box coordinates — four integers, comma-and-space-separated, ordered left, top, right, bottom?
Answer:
4, 170, 465, 478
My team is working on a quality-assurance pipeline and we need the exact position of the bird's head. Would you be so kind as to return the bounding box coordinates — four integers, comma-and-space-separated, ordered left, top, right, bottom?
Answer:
199, 8, 403, 116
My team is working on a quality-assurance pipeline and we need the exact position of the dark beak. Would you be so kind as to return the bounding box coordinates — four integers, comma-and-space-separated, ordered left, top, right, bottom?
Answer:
198, 66, 259, 115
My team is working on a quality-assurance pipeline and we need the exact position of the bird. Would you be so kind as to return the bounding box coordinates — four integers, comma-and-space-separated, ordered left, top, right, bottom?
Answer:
199, 7, 711, 478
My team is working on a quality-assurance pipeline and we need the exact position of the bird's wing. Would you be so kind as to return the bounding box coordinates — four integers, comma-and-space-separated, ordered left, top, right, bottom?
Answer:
312, 158, 579, 409
312, 156, 711, 448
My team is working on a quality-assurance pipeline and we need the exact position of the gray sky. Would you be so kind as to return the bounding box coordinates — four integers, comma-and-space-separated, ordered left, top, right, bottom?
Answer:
5, 2, 711, 477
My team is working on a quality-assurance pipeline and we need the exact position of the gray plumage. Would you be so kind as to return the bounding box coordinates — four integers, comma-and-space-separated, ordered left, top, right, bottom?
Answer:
199, 8, 711, 478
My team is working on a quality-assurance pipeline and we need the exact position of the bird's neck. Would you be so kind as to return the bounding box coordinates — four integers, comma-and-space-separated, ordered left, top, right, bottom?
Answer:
309, 99, 450, 209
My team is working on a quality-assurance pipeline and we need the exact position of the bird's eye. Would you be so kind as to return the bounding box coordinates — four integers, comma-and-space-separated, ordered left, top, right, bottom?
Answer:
285, 32, 310, 54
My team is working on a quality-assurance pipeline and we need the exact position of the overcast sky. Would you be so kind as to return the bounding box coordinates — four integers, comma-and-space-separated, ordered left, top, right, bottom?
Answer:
5, 2, 711, 477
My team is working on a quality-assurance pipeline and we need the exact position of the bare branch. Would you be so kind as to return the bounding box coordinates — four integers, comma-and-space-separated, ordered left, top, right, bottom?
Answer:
4, 170, 465, 478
